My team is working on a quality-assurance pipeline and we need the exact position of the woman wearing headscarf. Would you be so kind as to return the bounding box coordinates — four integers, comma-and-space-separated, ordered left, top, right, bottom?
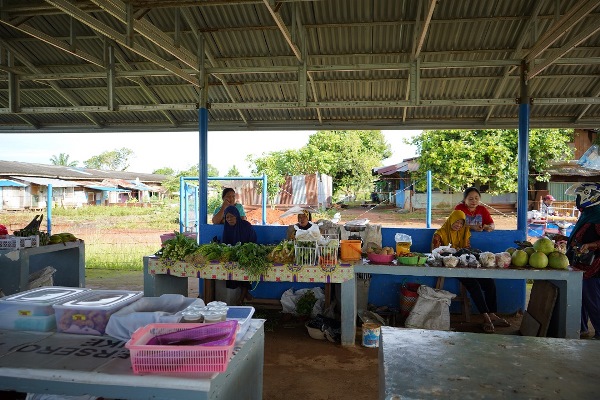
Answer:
431, 210, 509, 333
565, 183, 600, 339
222, 205, 257, 305
286, 210, 313, 240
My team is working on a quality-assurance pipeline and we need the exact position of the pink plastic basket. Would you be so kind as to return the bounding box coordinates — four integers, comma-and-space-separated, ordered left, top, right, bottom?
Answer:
125, 321, 238, 374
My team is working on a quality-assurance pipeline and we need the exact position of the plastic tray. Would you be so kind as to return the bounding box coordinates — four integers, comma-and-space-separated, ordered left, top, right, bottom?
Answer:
227, 306, 255, 341
125, 321, 238, 374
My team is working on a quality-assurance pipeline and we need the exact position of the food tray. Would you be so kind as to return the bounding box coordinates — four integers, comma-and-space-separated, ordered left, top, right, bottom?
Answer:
125, 321, 238, 374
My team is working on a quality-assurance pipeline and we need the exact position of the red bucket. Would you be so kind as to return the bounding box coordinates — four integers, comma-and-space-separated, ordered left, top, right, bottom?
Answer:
399, 283, 420, 318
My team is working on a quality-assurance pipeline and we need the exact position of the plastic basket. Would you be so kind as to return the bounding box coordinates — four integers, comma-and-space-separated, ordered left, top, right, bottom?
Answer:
318, 235, 339, 266
125, 321, 238, 374
0, 235, 39, 250
294, 241, 318, 266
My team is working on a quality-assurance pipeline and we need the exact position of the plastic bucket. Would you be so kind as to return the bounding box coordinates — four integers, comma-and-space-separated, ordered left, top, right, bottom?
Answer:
396, 242, 411, 255
340, 240, 362, 261
362, 323, 381, 348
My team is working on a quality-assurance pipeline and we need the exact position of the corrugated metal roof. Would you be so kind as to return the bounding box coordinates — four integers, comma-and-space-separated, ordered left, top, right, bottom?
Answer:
12, 176, 80, 187
0, 0, 597, 133
0, 179, 26, 187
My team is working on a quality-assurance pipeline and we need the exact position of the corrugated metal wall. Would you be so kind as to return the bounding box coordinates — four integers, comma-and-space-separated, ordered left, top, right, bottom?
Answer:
238, 173, 332, 208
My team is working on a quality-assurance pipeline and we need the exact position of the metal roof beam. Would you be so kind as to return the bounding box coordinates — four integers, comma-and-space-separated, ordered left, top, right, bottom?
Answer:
528, 16, 600, 79
413, 0, 437, 60
44, 0, 200, 86
524, 0, 598, 63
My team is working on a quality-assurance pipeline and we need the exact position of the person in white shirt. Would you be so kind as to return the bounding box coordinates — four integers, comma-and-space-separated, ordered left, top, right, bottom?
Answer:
541, 195, 556, 216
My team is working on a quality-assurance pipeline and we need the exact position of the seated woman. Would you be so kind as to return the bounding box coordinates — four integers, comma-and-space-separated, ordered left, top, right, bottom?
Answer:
454, 187, 495, 232
222, 205, 257, 305
286, 210, 314, 240
212, 187, 246, 224
432, 210, 509, 334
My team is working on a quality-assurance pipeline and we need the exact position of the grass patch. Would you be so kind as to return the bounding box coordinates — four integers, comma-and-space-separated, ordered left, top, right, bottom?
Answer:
86, 242, 156, 270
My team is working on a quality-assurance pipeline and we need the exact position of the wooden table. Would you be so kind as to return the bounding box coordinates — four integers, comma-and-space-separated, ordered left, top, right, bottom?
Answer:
345, 264, 583, 345
0, 320, 265, 400
379, 326, 599, 400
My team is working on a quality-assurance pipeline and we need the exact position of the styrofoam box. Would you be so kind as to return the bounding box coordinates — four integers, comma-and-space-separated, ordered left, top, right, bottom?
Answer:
0, 286, 90, 331
227, 306, 255, 341
53, 290, 143, 335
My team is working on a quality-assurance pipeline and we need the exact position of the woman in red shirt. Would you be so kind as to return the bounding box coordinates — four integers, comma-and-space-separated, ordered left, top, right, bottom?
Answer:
454, 187, 495, 232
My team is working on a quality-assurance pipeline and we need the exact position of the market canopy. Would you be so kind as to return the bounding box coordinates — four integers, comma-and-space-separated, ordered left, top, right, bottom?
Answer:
0, 0, 598, 134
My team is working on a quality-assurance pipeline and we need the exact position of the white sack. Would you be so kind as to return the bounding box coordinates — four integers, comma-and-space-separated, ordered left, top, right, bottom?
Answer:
405, 285, 456, 331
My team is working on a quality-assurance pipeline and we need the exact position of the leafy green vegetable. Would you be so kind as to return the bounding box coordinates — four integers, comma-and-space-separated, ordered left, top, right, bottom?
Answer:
296, 291, 317, 316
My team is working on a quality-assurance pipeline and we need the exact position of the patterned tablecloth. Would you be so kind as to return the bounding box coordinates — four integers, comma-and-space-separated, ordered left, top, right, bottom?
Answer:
147, 257, 356, 283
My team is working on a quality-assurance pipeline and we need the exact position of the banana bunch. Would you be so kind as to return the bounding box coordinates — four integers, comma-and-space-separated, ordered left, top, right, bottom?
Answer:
49, 232, 78, 245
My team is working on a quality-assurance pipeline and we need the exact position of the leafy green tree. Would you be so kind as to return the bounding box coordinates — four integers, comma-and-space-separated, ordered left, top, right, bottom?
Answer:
153, 167, 174, 175
84, 148, 133, 171
248, 130, 392, 202
161, 164, 219, 195
226, 165, 240, 176
408, 129, 573, 194
50, 153, 78, 167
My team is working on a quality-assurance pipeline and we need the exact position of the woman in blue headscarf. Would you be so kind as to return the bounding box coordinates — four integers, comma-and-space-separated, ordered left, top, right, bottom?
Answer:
566, 183, 600, 339
222, 205, 257, 305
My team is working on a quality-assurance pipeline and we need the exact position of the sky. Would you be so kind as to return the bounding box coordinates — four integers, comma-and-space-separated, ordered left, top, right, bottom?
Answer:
0, 129, 420, 176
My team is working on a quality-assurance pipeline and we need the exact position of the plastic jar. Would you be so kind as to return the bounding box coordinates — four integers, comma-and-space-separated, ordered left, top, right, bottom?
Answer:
203, 310, 227, 323
181, 309, 204, 323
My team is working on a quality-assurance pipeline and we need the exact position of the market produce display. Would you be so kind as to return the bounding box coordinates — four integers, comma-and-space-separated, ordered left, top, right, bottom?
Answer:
430, 236, 570, 270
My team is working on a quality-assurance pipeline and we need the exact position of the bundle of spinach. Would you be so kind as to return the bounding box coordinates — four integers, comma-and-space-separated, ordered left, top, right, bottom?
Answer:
231, 242, 274, 280
296, 290, 317, 316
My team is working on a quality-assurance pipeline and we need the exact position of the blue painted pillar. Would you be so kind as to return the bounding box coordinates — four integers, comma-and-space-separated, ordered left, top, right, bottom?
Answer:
426, 170, 432, 228
47, 184, 52, 236
179, 176, 185, 233
517, 62, 530, 232
262, 174, 267, 225
198, 108, 208, 239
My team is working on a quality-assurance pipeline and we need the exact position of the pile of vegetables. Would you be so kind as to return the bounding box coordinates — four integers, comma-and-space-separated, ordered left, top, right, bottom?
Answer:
156, 236, 276, 280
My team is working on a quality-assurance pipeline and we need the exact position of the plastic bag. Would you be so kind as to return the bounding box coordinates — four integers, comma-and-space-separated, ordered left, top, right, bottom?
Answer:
105, 294, 199, 341
295, 223, 323, 241
479, 252, 496, 268
404, 285, 456, 331
394, 233, 412, 244
280, 287, 325, 318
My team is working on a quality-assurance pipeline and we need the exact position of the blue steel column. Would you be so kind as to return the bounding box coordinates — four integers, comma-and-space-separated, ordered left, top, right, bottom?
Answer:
47, 184, 52, 236
426, 170, 432, 228
179, 176, 185, 233
262, 174, 267, 225
517, 62, 530, 232
198, 107, 208, 240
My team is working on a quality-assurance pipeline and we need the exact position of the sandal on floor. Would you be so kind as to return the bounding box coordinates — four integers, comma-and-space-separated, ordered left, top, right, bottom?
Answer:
482, 322, 495, 334
492, 318, 511, 327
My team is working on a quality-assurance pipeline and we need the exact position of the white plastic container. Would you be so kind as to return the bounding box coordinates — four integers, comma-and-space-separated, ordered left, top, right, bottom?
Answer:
227, 306, 255, 341
0, 286, 90, 331
53, 290, 143, 335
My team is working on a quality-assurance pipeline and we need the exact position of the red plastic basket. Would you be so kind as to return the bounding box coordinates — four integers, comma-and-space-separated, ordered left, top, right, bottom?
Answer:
125, 321, 238, 374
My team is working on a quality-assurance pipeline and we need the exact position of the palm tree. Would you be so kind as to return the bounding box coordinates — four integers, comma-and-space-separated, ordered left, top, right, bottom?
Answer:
50, 153, 78, 167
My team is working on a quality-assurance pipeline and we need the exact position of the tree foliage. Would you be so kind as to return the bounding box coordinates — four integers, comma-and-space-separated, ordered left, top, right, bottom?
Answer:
50, 153, 78, 167
408, 129, 573, 193
226, 165, 240, 177
248, 130, 391, 202
84, 148, 133, 171
161, 163, 219, 195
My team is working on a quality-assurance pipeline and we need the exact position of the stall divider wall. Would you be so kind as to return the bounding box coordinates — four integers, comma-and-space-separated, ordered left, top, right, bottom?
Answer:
196, 224, 526, 313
